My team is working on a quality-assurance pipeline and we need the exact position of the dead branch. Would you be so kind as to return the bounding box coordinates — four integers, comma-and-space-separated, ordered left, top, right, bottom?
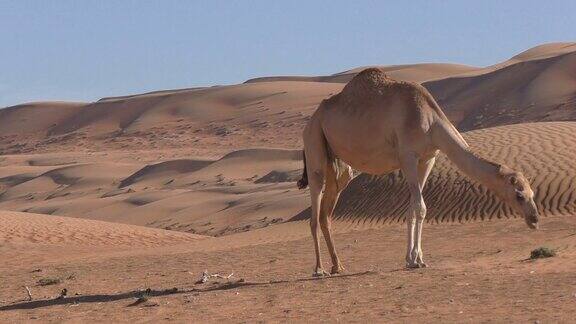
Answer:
24, 286, 32, 301
192, 270, 234, 284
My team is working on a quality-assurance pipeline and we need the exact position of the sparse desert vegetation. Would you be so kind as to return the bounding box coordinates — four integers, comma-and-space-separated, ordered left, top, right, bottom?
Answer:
530, 247, 557, 259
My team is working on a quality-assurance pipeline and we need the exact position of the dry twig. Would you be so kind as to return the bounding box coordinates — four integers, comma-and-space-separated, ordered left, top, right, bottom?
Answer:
192, 270, 234, 284
24, 286, 32, 301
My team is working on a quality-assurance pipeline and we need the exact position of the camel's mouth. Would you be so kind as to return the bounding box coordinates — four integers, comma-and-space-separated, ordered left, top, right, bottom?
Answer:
522, 201, 539, 230
525, 213, 539, 230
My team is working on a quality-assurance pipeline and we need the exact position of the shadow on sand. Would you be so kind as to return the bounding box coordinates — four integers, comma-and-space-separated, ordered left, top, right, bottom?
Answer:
0, 271, 377, 311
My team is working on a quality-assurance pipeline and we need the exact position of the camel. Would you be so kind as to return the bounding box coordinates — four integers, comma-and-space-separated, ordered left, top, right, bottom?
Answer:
297, 67, 539, 276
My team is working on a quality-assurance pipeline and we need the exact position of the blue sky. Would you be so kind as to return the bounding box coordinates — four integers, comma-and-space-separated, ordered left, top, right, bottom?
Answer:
0, 0, 574, 107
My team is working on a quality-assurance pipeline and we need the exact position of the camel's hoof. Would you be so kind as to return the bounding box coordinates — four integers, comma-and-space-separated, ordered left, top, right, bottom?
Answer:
312, 269, 330, 277
406, 262, 428, 269
331, 265, 345, 275
406, 262, 427, 269
406, 263, 419, 269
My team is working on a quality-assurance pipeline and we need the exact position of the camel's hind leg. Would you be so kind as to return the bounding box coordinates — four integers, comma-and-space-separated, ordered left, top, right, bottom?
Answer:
303, 117, 330, 277
308, 166, 327, 277
320, 161, 353, 274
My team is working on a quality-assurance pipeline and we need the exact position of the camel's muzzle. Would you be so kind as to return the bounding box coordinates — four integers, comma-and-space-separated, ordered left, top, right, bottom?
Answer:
521, 200, 539, 229
526, 219, 539, 230
524, 201, 539, 230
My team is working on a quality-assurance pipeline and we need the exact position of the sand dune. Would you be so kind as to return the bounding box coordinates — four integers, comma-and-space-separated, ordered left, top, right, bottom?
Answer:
46, 81, 341, 138
174, 148, 302, 183
451, 42, 576, 77
0, 81, 340, 155
0, 210, 205, 248
245, 63, 477, 84
0, 162, 140, 201
0, 148, 307, 236
1, 123, 575, 237
0, 210, 207, 271
0, 102, 85, 136
2, 43, 575, 157
425, 43, 576, 130
119, 159, 212, 188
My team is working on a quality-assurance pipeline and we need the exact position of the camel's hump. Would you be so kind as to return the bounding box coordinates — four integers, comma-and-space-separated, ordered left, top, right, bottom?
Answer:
347, 67, 391, 87
338, 67, 417, 99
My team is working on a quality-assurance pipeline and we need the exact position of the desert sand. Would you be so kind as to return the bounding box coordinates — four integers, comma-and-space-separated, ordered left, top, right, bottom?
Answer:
1, 42, 576, 322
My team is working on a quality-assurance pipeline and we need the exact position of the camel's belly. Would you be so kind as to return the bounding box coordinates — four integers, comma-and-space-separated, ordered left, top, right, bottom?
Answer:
331, 142, 401, 175
323, 121, 401, 174
318, 102, 437, 174
322, 120, 436, 175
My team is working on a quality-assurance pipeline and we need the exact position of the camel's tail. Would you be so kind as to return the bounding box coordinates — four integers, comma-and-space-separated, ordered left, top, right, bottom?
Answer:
297, 150, 308, 189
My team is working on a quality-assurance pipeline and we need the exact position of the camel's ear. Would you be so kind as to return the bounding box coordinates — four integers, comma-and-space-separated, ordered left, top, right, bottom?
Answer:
498, 165, 518, 185
498, 165, 512, 175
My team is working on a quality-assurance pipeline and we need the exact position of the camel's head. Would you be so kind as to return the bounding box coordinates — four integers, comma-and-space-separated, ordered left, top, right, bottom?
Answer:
497, 166, 539, 229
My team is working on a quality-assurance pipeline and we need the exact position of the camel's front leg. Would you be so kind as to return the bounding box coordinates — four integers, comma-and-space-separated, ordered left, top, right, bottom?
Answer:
400, 153, 428, 268
413, 157, 436, 267
405, 208, 417, 266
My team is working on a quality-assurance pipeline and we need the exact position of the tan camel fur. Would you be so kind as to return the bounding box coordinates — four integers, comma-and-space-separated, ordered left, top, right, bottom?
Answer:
298, 67, 539, 276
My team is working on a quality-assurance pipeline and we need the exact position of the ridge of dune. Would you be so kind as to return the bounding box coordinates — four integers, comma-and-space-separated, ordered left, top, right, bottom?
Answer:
425, 48, 576, 130
418, 42, 576, 81
97, 86, 208, 103
45, 81, 340, 136
0, 102, 86, 136
1, 42, 576, 156
510, 42, 576, 61
218, 148, 301, 161
0, 210, 206, 248
245, 63, 478, 84
119, 159, 213, 188
245, 43, 575, 86
474, 42, 576, 76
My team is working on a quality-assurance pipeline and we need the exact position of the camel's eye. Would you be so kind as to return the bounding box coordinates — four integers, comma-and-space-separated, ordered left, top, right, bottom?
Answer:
516, 192, 525, 202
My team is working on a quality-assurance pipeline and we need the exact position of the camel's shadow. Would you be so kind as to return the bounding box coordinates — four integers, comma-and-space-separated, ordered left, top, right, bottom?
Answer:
0, 271, 377, 311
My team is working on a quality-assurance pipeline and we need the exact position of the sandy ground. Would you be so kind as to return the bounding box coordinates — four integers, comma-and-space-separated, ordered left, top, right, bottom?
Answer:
1, 211, 575, 322
1, 42, 576, 322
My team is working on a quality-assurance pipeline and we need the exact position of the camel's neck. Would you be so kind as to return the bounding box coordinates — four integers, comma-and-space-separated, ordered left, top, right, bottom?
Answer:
431, 122, 502, 188
446, 145, 502, 187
